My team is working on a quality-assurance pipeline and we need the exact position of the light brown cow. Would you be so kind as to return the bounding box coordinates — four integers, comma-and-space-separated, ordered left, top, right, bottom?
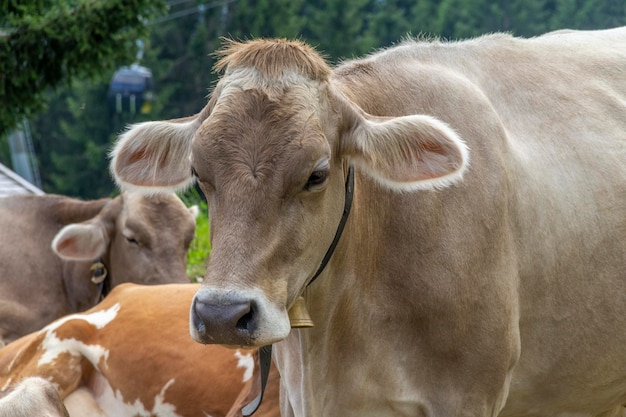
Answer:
0, 377, 69, 417
110, 28, 626, 417
0, 283, 280, 417
0, 192, 197, 346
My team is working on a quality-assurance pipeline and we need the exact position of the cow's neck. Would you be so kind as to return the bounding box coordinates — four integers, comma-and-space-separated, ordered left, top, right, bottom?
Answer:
273, 171, 404, 416
306, 165, 354, 288
273, 330, 315, 416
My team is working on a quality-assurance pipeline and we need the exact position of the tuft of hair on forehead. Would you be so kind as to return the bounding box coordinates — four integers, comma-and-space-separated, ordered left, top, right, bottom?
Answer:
214, 38, 332, 81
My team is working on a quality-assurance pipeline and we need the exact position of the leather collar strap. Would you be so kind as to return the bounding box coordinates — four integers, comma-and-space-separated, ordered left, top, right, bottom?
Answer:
307, 165, 355, 287
241, 345, 273, 417
243, 165, 355, 416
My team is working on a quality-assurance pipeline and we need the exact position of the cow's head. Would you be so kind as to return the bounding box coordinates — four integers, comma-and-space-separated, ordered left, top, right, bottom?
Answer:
110, 39, 468, 347
51, 192, 198, 287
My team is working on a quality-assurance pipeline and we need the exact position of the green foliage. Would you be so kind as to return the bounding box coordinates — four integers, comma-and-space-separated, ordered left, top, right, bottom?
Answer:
46, 80, 113, 196
0, 0, 167, 137
226, 0, 306, 40
187, 203, 210, 282
179, 186, 210, 282
359, 0, 419, 49
297, 0, 376, 62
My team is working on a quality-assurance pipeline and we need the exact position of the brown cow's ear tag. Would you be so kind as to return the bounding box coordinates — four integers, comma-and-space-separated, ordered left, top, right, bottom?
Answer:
288, 296, 314, 328
90, 262, 108, 284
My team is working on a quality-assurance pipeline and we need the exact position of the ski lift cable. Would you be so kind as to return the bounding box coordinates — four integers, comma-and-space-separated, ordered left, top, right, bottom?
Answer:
152, 0, 236, 25
166, 0, 197, 7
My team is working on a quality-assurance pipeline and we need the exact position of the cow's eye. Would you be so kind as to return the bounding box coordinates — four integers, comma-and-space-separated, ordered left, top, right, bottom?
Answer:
125, 236, 139, 246
305, 169, 328, 190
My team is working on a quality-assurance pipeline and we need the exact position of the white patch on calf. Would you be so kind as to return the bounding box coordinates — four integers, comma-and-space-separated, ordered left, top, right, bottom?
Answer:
38, 304, 120, 368
94, 373, 182, 417
234, 350, 254, 382
153, 379, 179, 416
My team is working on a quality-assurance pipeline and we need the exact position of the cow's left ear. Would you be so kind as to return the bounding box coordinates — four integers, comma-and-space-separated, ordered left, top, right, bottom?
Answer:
110, 118, 201, 193
334, 89, 469, 191
52, 223, 110, 261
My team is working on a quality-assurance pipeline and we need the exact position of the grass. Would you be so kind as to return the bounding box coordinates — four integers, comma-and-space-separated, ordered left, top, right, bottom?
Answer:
180, 189, 211, 283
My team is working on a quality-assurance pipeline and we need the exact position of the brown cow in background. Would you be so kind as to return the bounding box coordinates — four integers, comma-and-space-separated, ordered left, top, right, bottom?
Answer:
0, 192, 197, 345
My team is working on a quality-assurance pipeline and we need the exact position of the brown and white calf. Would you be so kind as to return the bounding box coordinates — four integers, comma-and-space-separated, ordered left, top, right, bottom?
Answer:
0, 283, 280, 417
0, 192, 197, 345
111, 28, 626, 417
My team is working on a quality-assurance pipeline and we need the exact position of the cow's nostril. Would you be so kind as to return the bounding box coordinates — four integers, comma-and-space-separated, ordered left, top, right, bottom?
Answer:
236, 305, 255, 331
191, 299, 206, 333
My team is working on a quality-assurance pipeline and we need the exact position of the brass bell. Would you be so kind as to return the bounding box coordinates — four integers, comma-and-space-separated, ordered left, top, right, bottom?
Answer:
288, 296, 314, 328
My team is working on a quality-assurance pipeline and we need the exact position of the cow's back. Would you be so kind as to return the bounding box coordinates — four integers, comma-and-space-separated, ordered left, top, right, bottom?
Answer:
0, 195, 108, 343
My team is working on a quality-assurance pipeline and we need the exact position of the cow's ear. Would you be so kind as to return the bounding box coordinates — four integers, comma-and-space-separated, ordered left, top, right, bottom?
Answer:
110, 119, 200, 193
335, 90, 469, 191
51, 223, 109, 261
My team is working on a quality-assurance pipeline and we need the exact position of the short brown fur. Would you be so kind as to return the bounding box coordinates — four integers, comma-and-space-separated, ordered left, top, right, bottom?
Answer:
215, 38, 332, 81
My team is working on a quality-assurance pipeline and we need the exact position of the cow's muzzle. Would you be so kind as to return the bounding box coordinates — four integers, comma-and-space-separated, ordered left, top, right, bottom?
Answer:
190, 288, 291, 347
191, 296, 257, 346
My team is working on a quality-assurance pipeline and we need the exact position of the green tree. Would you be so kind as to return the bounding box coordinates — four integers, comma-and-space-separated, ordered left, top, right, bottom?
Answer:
45, 80, 120, 197
225, 0, 306, 40
586, 0, 626, 29
409, 1, 440, 37
29, 47, 183, 197
360, 0, 417, 50
549, 0, 625, 30
298, 0, 376, 62
0, 0, 166, 137
147, 2, 219, 119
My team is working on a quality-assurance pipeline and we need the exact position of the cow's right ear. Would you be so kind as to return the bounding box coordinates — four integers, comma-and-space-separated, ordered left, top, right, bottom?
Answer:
51, 224, 109, 261
110, 119, 201, 193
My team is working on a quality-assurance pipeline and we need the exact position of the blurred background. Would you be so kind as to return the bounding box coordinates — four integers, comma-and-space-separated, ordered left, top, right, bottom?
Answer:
1, 0, 624, 278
